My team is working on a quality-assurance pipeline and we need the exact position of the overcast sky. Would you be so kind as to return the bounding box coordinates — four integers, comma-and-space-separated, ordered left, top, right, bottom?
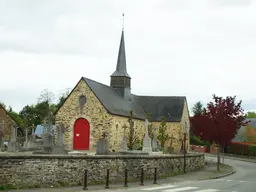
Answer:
0, 0, 256, 113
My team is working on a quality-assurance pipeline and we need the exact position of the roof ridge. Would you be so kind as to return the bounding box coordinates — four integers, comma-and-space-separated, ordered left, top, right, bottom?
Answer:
134, 95, 186, 98
82, 77, 112, 88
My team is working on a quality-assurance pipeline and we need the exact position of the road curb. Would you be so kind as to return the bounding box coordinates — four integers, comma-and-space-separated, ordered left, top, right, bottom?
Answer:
209, 166, 236, 180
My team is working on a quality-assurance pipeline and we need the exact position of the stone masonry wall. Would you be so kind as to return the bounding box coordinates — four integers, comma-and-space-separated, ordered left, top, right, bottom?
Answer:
0, 154, 204, 189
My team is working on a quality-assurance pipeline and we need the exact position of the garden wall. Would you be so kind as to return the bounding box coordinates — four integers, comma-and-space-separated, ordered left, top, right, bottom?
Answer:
0, 153, 204, 189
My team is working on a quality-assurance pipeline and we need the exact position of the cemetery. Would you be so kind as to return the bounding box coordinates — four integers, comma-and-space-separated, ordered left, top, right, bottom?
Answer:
0, 118, 205, 189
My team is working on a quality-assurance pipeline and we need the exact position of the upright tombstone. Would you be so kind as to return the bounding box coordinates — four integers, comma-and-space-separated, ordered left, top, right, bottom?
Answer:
31, 126, 36, 143
96, 132, 109, 155
120, 124, 128, 151
42, 123, 54, 153
142, 119, 152, 153
152, 127, 159, 151
23, 127, 29, 149
7, 125, 19, 152
52, 124, 67, 154
0, 120, 5, 152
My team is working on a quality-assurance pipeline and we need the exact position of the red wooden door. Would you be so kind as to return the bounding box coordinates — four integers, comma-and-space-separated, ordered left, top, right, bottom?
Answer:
73, 118, 90, 150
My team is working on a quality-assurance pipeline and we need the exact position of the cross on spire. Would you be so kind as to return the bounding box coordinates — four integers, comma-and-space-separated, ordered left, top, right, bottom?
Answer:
122, 13, 124, 31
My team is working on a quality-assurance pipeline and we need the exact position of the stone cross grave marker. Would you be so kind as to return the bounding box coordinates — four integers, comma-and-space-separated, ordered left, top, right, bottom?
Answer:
25, 128, 28, 142
152, 127, 158, 151
0, 120, 5, 152
43, 123, 54, 153
56, 125, 65, 146
145, 119, 149, 136
52, 124, 67, 154
23, 127, 29, 149
143, 119, 152, 152
7, 125, 19, 152
120, 124, 128, 151
31, 125, 36, 143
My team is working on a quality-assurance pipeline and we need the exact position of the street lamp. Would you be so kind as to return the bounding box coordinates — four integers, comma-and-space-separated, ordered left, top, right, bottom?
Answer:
183, 121, 188, 173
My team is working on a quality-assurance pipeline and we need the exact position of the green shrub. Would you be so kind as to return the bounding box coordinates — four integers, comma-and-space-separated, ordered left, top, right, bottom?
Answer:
248, 145, 256, 156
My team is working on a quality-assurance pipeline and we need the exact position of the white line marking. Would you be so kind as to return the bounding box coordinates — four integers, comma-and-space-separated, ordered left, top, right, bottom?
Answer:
141, 185, 176, 190
194, 189, 220, 192
163, 187, 198, 192
226, 180, 233, 182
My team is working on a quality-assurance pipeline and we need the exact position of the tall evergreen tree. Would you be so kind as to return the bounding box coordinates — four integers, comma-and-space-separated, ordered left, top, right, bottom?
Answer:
192, 101, 203, 115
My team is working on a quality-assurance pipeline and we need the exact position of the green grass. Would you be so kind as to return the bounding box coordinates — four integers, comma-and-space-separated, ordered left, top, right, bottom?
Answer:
0, 184, 17, 191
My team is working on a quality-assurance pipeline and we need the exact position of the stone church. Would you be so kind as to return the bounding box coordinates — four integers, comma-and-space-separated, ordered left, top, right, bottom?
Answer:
55, 29, 190, 152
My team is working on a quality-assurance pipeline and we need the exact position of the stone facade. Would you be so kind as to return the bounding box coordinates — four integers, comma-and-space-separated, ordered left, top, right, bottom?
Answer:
0, 153, 204, 189
55, 79, 190, 152
0, 105, 16, 141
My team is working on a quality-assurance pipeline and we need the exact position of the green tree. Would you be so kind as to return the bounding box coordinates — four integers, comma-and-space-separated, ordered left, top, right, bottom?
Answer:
192, 101, 203, 115
246, 111, 256, 118
127, 110, 138, 150
157, 116, 170, 151
9, 110, 25, 128
19, 105, 40, 126
37, 89, 56, 124
56, 88, 71, 109
146, 112, 154, 139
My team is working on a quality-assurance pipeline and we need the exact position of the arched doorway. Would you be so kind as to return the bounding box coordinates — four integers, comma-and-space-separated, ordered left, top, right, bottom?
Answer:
73, 118, 90, 150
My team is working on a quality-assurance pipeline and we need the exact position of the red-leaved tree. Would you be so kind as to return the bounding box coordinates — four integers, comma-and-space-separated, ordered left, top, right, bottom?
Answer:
190, 94, 249, 171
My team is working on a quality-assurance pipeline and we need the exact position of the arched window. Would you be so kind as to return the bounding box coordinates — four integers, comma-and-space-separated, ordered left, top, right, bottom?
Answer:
79, 95, 86, 106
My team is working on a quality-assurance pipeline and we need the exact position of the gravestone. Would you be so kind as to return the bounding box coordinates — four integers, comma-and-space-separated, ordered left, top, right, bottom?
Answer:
120, 124, 128, 151
7, 125, 19, 152
23, 128, 29, 148
96, 132, 109, 155
0, 120, 5, 152
52, 124, 67, 154
142, 119, 152, 153
152, 127, 159, 151
42, 123, 54, 153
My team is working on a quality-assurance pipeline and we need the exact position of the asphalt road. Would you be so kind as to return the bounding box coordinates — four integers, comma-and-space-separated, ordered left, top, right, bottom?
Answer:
91, 157, 256, 192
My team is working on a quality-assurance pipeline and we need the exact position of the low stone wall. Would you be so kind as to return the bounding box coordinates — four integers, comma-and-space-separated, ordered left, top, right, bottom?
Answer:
0, 153, 204, 189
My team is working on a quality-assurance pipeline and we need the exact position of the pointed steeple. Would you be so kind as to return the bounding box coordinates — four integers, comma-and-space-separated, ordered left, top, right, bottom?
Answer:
110, 15, 131, 99
111, 30, 131, 78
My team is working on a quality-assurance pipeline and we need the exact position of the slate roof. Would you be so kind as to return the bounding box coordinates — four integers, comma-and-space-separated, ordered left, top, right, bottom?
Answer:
83, 77, 186, 122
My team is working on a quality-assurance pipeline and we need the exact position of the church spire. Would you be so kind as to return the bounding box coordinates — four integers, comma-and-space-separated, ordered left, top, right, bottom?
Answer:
111, 13, 130, 78
110, 14, 131, 98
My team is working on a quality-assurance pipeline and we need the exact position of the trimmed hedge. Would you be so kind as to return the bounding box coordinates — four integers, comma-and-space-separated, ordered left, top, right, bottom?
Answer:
226, 142, 256, 156
190, 136, 211, 151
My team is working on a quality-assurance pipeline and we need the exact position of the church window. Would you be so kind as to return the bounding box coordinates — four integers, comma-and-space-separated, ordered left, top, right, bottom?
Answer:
79, 95, 86, 107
